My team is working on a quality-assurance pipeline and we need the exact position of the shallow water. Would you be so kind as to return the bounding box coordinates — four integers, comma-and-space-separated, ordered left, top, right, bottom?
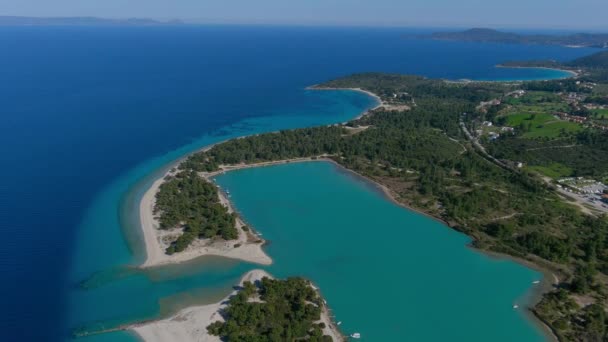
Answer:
213, 162, 545, 341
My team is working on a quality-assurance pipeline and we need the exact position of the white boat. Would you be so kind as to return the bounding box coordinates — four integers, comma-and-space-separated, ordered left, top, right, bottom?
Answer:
350, 333, 361, 339
532, 280, 540, 284
513, 304, 519, 309
337, 321, 342, 326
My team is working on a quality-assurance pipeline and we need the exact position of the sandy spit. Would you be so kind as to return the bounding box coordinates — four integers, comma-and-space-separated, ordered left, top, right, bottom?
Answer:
139, 168, 272, 268
131, 269, 344, 342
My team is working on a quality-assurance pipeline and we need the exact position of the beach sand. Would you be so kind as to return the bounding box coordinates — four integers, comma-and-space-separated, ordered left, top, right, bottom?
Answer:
139, 169, 272, 268
309, 85, 384, 120
131, 269, 344, 342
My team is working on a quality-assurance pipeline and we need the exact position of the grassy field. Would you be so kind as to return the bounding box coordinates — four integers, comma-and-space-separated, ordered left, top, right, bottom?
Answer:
502, 92, 569, 113
591, 108, 608, 118
593, 83, 608, 95
527, 163, 574, 179
504, 113, 582, 138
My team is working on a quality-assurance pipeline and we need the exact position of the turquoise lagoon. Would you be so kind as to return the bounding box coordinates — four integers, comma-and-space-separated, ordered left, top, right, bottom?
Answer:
213, 162, 546, 341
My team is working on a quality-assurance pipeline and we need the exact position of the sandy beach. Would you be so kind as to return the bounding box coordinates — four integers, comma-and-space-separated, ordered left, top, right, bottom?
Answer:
308, 85, 384, 120
139, 152, 338, 268
139, 168, 272, 268
131, 269, 344, 342
495, 65, 580, 79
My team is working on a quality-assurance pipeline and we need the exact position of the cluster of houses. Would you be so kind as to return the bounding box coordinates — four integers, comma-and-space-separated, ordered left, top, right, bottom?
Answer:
575, 80, 597, 91
554, 111, 608, 131
389, 92, 413, 103
564, 92, 587, 104
506, 90, 526, 98
477, 121, 515, 141
554, 112, 588, 124
585, 103, 607, 111
476, 99, 501, 113
557, 177, 608, 195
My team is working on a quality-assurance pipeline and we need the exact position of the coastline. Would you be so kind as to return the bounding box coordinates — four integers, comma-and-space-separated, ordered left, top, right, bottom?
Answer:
131, 269, 344, 342
203, 156, 561, 342
308, 85, 384, 120
137, 86, 381, 268
133, 84, 558, 340
322, 158, 562, 342
495, 65, 579, 79
324, 159, 562, 342
138, 160, 272, 268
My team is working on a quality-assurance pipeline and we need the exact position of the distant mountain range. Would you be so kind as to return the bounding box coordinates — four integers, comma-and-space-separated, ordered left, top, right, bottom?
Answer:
0, 16, 183, 26
430, 28, 608, 49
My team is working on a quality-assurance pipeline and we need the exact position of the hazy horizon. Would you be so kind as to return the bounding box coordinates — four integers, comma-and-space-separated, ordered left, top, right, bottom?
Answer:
0, 15, 607, 33
0, 0, 607, 30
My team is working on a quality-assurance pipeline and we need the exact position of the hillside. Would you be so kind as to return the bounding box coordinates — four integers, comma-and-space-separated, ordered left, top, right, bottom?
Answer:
568, 51, 608, 69
431, 28, 608, 48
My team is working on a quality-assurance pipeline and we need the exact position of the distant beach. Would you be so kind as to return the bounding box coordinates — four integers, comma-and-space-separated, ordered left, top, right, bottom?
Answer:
308, 85, 383, 120
495, 65, 579, 79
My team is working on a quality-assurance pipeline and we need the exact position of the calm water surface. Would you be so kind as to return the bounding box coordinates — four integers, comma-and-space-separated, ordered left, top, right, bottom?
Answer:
214, 162, 545, 341
0, 25, 596, 341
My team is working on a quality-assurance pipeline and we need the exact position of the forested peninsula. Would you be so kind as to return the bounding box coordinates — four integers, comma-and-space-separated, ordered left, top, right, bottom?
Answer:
501, 50, 608, 84
152, 53, 608, 340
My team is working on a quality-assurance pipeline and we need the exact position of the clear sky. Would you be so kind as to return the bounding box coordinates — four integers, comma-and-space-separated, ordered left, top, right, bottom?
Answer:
0, 0, 607, 30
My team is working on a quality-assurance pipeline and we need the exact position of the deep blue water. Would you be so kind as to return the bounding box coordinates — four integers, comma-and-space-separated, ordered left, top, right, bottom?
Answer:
0, 25, 596, 342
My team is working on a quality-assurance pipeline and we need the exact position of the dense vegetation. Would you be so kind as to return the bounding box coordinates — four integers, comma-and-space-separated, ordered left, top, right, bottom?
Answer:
207, 276, 333, 341
489, 131, 608, 179
162, 70, 608, 340
485, 89, 608, 179
154, 171, 238, 254
503, 50, 608, 83
569, 51, 608, 70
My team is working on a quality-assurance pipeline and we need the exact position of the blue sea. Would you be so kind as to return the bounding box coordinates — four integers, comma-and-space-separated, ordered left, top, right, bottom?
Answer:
0, 25, 596, 342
